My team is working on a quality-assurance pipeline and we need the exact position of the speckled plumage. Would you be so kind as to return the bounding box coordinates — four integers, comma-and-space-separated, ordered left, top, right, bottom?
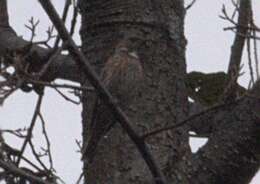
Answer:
83, 44, 144, 163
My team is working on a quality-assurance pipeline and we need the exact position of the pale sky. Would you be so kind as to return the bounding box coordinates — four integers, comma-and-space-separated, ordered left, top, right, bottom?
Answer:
0, 0, 259, 183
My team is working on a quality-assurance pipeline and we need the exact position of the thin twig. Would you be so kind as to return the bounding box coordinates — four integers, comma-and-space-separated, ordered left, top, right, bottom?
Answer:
247, 37, 255, 83
223, 0, 251, 101
16, 94, 44, 165
250, 9, 260, 80
53, 0, 71, 49
38, 112, 54, 170
33, 26, 56, 49
253, 30, 259, 79
69, 0, 79, 36
0, 160, 55, 184
1, 128, 27, 138
25, 17, 40, 42
142, 103, 225, 139
37, 1, 167, 183
36, 45, 65, 78
76, 172, 84, 184
185, 0, 197, 10
142, 96, 246, 139
28, 139, 49, 171
54, 87, 80, 104
220, 5, 238, 26
26, 78, 94, 92
75, 139, 82, 153
20, 156, 43, 173
0, 86, 18, 105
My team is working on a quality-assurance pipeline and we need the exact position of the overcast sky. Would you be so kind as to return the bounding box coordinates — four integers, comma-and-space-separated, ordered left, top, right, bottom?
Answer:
0, 0, 259, 183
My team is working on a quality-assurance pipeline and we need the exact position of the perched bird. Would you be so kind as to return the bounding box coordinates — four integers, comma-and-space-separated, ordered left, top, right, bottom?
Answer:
82, 41, 144, 163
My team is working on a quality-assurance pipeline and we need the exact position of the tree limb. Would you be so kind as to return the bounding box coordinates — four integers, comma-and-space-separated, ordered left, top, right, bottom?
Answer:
223, 0, 251, 101
188, 91, 260, 183
16, 94, 44, 165
186, 0, 252, 135
0, 0, 83, 83
37, 0, 167, 183
0, 160, 55, 184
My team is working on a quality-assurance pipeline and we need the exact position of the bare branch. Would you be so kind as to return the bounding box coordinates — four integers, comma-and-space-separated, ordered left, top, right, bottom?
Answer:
142, 101, 230, 139
185, 0, 197, 10
25, 17, 40, 42
223, 0, 251, 101
37, 0, 167, 183
246, 37, 255, 83
0, 160, 55, 184
38, 112, 54, 170
16, 94, 44, 165
28, 139, 49, 171
25, 78, 94, 92
76, 172, 84, 184
220, 4, 238, 26
36, 44, 65, 78
69, 0, 79, 36
0, 0, 83, 83
1, 128, 27, 138
54, 87, 80, 104
53, 0, 71, 49
0, 0, 10, 27
250, 10, 260, 80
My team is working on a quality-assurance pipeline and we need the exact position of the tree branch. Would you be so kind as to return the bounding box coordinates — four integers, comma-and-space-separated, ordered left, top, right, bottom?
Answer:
37, 0, 167, 184
188, 92, 260, 183
185, 0, 252, 136
223, 0, 251, 101
16, 94, 44, 165
0, 160, 55, 184
0, 0, 83, 83
0, 0, 9, 27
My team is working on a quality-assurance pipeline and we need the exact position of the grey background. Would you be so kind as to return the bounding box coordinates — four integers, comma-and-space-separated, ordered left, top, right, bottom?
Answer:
0, 0, 259, 183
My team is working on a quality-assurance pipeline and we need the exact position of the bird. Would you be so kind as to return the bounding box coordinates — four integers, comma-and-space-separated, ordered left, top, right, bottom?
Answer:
82, 41, 144, 163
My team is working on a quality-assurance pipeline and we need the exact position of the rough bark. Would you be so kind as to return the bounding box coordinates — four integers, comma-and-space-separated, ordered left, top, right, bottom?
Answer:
223, 0, 251, 101
0, 0, 259, 183
79, 0, 260, 184
186, 85, 260, 184
79, 0, 190, 183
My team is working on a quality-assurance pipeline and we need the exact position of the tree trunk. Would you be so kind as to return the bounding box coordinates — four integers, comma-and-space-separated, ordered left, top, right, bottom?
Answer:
79, 0, 190, 183
0, 0, 259, 183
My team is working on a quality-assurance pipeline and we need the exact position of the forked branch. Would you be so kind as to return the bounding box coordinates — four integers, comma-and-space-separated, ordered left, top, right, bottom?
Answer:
222, 0, 251, 101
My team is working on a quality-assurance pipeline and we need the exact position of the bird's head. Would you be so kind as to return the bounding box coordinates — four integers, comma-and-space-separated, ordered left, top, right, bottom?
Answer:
114, 41, 139, 59
114, 40, 129, 53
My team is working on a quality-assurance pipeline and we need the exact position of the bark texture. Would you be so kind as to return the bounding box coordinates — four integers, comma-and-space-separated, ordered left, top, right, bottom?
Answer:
78, 0, 260, 184
0, 0, 259, 183
79, 0, 190, 183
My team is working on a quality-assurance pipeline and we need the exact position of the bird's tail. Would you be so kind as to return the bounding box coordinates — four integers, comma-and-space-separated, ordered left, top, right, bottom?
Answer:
82, 131, 101, 163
